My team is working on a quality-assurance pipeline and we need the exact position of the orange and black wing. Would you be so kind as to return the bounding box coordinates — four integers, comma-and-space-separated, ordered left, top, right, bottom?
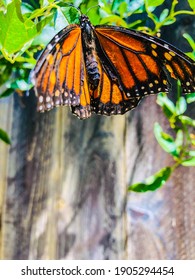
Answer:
31, 24, 92, 118
90, 26, 195, 115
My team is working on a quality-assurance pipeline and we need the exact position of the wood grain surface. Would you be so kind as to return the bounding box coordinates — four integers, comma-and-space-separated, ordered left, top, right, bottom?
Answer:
0, 91, 194, 260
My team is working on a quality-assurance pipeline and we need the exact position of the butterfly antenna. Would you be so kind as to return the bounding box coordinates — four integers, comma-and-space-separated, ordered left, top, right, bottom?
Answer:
86, 4, 100, 15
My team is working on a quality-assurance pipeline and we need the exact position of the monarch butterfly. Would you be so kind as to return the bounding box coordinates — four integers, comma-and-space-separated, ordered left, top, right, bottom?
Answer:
31, 14, 195, 119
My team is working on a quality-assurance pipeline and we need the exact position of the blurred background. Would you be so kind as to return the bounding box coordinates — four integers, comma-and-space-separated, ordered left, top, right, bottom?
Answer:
0, 0, 195, 259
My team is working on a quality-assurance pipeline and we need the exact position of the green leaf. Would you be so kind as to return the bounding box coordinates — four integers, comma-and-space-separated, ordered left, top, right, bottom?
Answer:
21, 2, 35, 13
60, 6, 80, 24
159, 8, 169, 22
80, 0, 100, 25
189, 151, 195, 157
188, 0, 195, 11
3, 0, 14, 6
14, 0, 24, 22
110, 0, 128, 13
11, 78, 32, 91
183, 33, 195, 50
53, 7, 69, 28
128, 166, 172, 192
119, 2, 128, 17
154, 123, 178, 156
175, 96, 187, 115
186, 92, 195, 104
175, 130, 183, 152
156, 93, 176, 119
181, 156, 195, 166
0, 88, 13, 98
178, 116, 195, 127
100, 15, 128, 27
36, 11, 54, 33
0, 0, 36, 55
191, 140, 195, 146
0, 128, 11, 144
0, 60, 12, 86
145, 0, 165, 8
163, 18, 176, 26
128, 0, 145, 14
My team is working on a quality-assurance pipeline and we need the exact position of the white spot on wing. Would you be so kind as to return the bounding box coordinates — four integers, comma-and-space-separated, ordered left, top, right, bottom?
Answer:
39, 96, 43, 103
46, 96, 51, 102
164, 44, 169, 49
47, 44, 53, 51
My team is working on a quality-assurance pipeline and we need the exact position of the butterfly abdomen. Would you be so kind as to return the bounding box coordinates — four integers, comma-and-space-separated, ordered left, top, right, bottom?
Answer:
80, 15, 100, 90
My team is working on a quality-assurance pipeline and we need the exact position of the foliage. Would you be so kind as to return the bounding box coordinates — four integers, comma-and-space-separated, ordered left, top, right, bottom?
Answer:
0, 127, 11, 144
129, 91, 195, 192
0, 1, 194, 193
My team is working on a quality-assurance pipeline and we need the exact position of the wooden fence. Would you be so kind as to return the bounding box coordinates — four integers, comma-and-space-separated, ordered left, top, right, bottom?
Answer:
0, 91, 194, 259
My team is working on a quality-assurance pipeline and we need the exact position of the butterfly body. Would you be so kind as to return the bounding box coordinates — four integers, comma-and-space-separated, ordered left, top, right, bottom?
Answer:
32, 15, 195, 119
80, 15, 100, 90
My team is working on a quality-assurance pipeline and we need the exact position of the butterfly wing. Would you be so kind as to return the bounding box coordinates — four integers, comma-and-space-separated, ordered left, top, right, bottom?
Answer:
91, 25, 195, 115
31, 24, 92, 118
90, 56, 142, 116
32, 18, 195, 119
